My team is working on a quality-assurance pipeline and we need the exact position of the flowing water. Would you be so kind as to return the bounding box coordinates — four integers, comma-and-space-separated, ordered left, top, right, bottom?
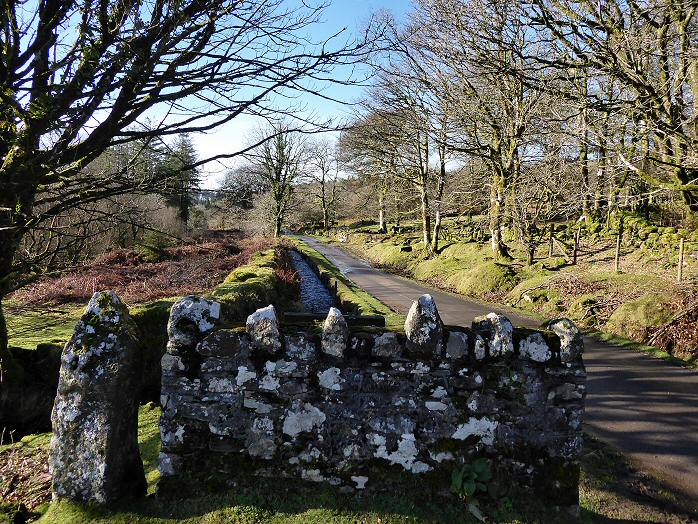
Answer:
289, 250, 334, 314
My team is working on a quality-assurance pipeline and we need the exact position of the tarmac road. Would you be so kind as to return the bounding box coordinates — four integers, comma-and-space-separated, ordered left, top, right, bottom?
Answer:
301, 236, 698, 501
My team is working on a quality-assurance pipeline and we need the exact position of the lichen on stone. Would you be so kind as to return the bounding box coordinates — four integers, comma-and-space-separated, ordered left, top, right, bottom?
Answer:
452, 417, 499, 446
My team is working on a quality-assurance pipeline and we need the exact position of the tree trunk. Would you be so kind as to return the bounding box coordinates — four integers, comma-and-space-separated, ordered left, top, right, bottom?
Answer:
394, 194, 401, 229
527, 245, 535, 266
274, 213, 282, 238
431, 155, 446, 254
179, 191, 189, 228
676, 167, 698, 213
579, 78, 590, 220
580, 126, 590, 219
606, 174, 617, 228
322, 206, 329, 230
432, 209, 442, 253
419, 185, 431, 247
0, 179, 37, 378
0, 296, 8, 385
378, 191, 387, 233
489, 173, 510, 259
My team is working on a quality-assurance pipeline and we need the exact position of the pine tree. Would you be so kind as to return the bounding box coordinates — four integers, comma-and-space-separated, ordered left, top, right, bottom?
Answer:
161, 135, 201, 228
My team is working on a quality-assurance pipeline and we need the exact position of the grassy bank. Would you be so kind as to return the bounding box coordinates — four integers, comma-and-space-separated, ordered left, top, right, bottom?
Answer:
333, 229, 697, 366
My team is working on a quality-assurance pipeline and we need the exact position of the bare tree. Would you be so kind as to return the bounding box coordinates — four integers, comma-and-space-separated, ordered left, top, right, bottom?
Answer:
246, 122, 307, 237
411, 0, 545, 258
528, 0, 698, 213
304, 139, 339, 230
0, 0, 377, 370
339, 111, 402, 233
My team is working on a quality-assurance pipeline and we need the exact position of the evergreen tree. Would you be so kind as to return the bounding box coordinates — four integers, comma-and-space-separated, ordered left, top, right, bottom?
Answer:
161, 135, 201, 228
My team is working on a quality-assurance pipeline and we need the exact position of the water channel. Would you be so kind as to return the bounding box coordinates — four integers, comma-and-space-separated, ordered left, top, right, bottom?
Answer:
289, 250, 334, 314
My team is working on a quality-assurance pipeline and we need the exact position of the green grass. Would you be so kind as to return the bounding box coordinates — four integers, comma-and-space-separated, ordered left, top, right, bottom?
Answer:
0, 430, 52, 453
340, 229, 698, 365
6, 304, 83, 350
605, 293, 674, 340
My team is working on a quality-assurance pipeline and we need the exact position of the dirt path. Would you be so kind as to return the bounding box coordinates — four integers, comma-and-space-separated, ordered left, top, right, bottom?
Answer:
302, 236, 698, 503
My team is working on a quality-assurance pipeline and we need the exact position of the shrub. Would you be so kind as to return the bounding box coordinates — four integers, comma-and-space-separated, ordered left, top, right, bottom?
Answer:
136, 231, 176, 263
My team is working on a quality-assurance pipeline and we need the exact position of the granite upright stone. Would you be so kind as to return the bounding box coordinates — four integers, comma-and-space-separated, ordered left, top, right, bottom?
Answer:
50, 291, 146, 503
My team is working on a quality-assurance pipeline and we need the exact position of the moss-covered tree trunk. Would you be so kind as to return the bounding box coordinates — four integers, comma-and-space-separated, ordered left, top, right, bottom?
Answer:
431, 154, 446, 254
274, 214, 283, 238
432, 209, 442, 253
394, 194, 401, 229
526, 244, 535, 266
580, 113, 590, 219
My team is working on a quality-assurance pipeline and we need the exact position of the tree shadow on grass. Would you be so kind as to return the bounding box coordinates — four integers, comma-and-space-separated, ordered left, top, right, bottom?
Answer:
46, 476, 579, 524
579, 434, 698, 523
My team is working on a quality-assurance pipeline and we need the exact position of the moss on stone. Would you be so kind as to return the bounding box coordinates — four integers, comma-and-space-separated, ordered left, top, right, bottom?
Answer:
605, 293, 674, 340
449, 262, 519, 298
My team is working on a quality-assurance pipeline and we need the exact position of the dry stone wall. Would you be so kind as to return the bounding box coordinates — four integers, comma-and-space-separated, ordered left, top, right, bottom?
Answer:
158, 294, 586, 510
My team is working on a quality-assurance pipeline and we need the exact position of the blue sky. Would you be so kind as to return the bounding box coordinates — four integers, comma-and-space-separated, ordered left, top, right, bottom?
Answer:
196, 0, 410, 187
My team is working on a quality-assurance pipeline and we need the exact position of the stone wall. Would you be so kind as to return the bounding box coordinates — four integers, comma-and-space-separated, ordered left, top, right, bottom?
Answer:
158, 295, 585, 510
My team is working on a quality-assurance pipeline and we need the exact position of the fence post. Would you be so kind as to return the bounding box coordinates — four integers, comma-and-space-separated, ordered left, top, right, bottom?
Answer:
573, 228, 581, 265
614, 216, 624, 273
677, 238, 685, 283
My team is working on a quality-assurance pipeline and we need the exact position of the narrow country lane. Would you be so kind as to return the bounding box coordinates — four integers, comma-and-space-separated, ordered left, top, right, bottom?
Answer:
301, 236, 698, 502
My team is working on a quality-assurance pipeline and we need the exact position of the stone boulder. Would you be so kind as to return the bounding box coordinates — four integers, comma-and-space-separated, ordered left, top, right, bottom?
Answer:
472, 313, 514, 357
404, 294, 443, 356
519, 332, 552, 363
371, 332, 401, 359
246, 305, 281, 355
544, 318, 584, 362
321, 307, 348, 357
50, 291, 146, 503
445, 331, 468, 360
167, 295, 221, 350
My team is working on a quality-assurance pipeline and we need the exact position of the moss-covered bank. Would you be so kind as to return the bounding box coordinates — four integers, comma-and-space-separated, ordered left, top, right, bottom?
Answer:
336, 231, 695, 365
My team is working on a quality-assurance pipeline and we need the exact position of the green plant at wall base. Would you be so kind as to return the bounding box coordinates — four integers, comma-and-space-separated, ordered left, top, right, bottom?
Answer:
451, 458, 492, 521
